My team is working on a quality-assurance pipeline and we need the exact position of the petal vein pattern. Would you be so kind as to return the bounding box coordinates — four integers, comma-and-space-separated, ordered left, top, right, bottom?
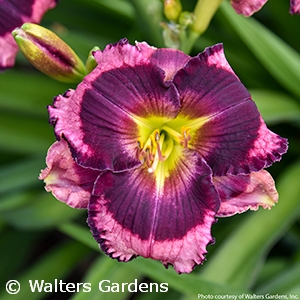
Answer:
173, 44, 287, 176
88, 150, 219, 273
42, 40, 288, 274
215, 170, 278, 217
49, 42, 180, 172
39, 140, 100, 208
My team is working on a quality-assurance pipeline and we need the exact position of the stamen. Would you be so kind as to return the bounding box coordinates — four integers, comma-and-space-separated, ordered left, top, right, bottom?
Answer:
148, 132, 165, 173
136, 141, 142, 160
155, 131, 160, 142
181, 127, 191, 148
156, 132, 165, 161
138, 133, 155, 161
145, 148, 152, 168
137, 125, 186, 173
138, 129, 161, 170
143, 136, 153, 152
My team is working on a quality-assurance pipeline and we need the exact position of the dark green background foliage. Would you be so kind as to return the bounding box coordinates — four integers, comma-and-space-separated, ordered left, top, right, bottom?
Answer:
0, 0, 299, 299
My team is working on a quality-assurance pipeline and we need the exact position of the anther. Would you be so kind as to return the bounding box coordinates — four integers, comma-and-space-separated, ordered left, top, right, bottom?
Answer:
136, 141, 142, 160
181, 127, 191, 148
149, 132, 166, 173
155, 132, 160, 141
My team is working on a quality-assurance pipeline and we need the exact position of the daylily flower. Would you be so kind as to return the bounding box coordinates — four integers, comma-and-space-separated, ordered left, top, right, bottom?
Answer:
39, 39, 287, 273
0, 0, 57, 70
231, 0, 300, 16
290, 0, 300, 14
231, 0, 267, 16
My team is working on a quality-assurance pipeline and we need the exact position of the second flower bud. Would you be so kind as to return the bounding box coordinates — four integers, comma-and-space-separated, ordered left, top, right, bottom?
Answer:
12, 23, 86, 83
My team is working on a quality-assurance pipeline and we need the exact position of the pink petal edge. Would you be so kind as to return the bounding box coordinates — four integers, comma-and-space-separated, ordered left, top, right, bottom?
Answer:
39, 139, 100, 209
215, 170, 278, 217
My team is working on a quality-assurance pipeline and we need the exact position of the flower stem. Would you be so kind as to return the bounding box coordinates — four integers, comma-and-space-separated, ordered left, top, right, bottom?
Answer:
180, 0, 223, 54
130, 0, 165, 47
191, 0, 223, 35
179, 30, 200, 54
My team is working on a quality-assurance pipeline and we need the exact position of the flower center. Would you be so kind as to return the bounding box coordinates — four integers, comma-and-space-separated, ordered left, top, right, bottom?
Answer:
137, 125, 191, 173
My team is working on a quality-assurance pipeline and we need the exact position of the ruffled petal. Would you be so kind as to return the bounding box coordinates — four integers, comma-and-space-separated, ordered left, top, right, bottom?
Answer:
173, 44, 250, 119
0, 0, 57, 69
230, 0, 268, 16
88, 150, 219, 274
91, 39, 180, 118
39, 140, 100, 209
290, 0, 300, 14
215, 170, 278, 217
0, 32, 17, 70
136, 41, 190, 81
193, 114, 287, 176
173, 44, 288, 176
49, 39, 180, 172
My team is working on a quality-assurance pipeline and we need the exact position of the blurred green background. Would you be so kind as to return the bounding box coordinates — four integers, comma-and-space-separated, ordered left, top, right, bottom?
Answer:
0, 0, 300, 299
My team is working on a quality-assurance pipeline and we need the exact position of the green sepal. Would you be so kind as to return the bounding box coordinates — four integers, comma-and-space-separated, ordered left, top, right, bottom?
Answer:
85, 46, 101, 74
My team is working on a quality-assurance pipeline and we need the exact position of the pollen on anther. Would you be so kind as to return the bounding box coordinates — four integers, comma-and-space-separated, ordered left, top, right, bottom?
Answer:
155, 132, 160, 141
181, 130, 191, 148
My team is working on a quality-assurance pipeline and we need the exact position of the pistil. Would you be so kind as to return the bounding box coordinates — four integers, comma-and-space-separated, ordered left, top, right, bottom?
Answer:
149, 133, 166, 173
137, 125, 191, 173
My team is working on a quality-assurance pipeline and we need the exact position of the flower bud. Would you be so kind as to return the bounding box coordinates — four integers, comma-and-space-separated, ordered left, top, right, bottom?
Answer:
179, 11, 195, 28
163, 0, 182, 21
12, 23, 86, 83
85, 46, 100, 74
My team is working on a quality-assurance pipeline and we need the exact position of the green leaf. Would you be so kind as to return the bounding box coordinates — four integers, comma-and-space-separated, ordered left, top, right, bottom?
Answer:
129, 0, 165, 47
0, 241, 91, 300
0, 111, 53, 154
58, 222, 248, 296
0, 192, 34, 214
0, 69, 69, 118
43, 0, 134, 51
220, 1, 300, 99
0, 157, 44, 195
287, 286, 300, 297
0, 230, 39, 285
93, 0, 134, 20
255, 261, 300, 294
0, 193, 83, 230
136, 288, 180, 300
59, 222, 100, 252
254, 258, 288, 287
70, 256, 142, 300
198, 160, 300, 288
129, 258, 247, 297
249, 89, 300, 125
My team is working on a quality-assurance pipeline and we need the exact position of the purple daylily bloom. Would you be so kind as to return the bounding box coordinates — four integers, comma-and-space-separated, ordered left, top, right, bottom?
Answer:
231, 0, 267, 16
0, 0, 57, 70
231, 0, 300, 16
39, 39, 287, 273
290, 0, 300, 14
